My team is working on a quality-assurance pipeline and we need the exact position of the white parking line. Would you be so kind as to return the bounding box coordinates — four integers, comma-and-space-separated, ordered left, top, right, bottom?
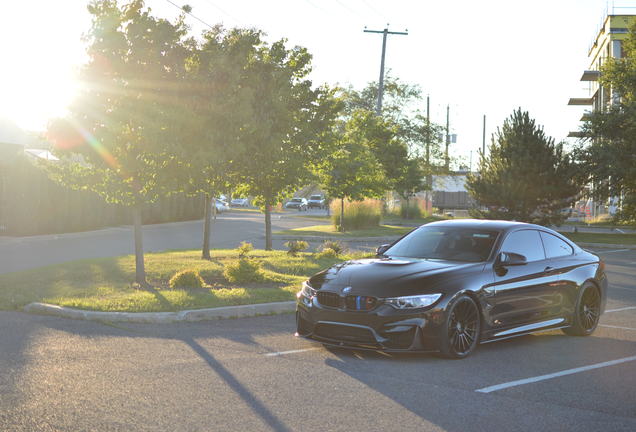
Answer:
606, 306, 636, 313
598, 249, 630, 254
600, 324, 636, 331
263, 348, 320, 357
475, 355, 636, 393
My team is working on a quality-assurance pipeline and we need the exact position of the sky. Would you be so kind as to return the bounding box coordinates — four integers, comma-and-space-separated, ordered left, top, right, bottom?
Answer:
1, 0, 634, 167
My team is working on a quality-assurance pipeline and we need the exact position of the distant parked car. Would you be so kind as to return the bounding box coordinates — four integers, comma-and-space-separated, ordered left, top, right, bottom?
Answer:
230, 198, 249, 208
215, 199, 229, 212
285, 198, 308, 211
307, 195, 326, 209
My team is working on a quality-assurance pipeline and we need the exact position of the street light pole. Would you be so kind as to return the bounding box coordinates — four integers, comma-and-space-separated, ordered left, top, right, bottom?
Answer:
364, 26, 408, 115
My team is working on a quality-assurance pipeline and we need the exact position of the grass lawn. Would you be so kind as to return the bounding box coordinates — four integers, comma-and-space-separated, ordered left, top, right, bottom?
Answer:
274, 224, 415, 238
0, 249, 369, 312
559, 232, 636, 245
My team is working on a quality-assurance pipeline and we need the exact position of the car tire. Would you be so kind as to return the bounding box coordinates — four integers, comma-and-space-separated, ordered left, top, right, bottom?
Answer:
438, 295, 481, 359
562, 282, 601, 337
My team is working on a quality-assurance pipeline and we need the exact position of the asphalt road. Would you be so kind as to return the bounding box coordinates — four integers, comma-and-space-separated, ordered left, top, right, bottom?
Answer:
0, 209, 335, 274
1, 247, 635, 431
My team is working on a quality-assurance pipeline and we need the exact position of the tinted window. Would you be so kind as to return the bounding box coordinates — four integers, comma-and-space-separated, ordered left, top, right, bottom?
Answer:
540, 232, 573, 258
385, 227, 498, 262
500, 230, 545, 262
310, 195, 322, 200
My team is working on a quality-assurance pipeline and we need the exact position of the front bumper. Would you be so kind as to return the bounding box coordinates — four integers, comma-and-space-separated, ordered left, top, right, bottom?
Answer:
296, 297, 445, 352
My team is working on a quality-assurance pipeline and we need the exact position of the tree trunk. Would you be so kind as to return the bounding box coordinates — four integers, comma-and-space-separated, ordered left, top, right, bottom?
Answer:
405, 196, 410, 219
132, 204, 148, 288
264, 197, 272, 251
202, 193, 212, 260
340, 198, 345, 233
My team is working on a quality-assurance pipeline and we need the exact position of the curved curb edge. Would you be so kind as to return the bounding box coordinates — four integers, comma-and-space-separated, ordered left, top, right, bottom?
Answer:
23, 301, 296, 324
578, 242, 636, 250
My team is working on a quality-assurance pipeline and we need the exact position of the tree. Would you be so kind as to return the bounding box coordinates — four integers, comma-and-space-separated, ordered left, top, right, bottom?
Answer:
394, 156, 425, 219
575, 22, 636, 223
466, 109, 581, 225
346, 110, 407, 189
316, 110, 387, 232
235, 35, 341, 250
343, 72, 421, 121
175, 26, 259, 259
343, 75, 447, 199
46, 0, 191, 286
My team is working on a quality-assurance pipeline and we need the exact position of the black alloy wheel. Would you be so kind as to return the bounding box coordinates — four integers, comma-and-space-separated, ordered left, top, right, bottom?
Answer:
563, 282, 601, 336
440, 295, 481, 359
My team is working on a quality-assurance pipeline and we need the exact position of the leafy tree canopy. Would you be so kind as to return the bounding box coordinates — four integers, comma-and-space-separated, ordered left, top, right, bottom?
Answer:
47, 0, 191, 206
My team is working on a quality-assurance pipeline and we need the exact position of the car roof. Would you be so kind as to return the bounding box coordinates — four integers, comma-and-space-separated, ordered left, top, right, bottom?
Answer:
424, 219, 545, 232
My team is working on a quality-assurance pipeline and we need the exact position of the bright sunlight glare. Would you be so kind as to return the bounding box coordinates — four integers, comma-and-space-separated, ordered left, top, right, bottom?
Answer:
0, 2, 87, 132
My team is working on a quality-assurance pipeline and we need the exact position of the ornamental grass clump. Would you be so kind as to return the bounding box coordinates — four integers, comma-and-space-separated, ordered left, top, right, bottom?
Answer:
285, 240, 309, 256
331, 199, 382, 231
223, 258, 264, 283
315, 247, 338, 259
320, 240, 345, 255
237, 241, 254, 259
169, 269, 205, 289
223, 242, 264, 283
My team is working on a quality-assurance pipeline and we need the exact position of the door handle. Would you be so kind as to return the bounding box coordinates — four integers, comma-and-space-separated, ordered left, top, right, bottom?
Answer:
544, 266, 557, 275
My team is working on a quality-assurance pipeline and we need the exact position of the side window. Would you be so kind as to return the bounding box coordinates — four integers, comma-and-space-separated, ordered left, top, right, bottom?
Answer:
500, 230, 545, 262
540, 232, 573, 258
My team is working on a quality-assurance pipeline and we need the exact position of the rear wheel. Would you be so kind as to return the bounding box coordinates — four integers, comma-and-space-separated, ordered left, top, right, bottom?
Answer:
439, 295, 481, 359
562, 282, 601, 336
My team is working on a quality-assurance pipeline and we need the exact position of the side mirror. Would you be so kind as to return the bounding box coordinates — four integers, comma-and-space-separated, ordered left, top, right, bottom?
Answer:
496, 251, 527, 267
376, 244, 390, 256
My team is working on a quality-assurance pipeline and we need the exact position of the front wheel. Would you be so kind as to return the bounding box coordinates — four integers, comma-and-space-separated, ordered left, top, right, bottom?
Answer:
439, 295, 481, 359
562, 282, 601, 336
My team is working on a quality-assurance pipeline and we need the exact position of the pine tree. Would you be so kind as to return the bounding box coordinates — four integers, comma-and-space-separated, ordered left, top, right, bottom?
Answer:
466, 109, 581, 225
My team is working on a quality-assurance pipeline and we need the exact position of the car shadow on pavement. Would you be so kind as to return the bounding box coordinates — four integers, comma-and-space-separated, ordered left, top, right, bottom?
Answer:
322, 332, 636, 431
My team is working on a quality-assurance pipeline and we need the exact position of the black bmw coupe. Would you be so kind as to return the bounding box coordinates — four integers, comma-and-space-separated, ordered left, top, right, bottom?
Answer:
296, 220, 607, 358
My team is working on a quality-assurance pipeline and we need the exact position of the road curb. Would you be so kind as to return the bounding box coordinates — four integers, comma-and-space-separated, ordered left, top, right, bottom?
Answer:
23, 301, 296, 323
578, 242, 636, 250
273, 235, 400, 243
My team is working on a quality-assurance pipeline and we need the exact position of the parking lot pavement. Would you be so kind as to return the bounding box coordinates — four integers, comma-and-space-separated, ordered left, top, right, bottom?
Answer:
1, 248, 634, 431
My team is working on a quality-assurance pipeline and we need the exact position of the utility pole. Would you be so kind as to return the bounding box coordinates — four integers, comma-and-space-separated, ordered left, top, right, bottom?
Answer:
482, 114, 486, 157
426, 95, 430, 165
364, 25, 408, 115
445, 104, 450, 170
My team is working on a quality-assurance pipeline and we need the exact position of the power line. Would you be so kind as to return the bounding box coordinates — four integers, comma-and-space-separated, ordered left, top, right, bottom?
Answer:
163, 0, 215, 29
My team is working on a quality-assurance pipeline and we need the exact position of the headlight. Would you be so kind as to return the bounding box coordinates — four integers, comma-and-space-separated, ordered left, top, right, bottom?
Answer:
297, 280, 316, 301
384, 294, 442, 310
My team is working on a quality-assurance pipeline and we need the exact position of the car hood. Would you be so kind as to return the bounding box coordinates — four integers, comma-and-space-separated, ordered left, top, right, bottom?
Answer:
308, 257, 482, 297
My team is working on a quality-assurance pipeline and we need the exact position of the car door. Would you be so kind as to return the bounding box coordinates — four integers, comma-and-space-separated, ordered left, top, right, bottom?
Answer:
490, 229, 561, 331
538, 231, 578, 315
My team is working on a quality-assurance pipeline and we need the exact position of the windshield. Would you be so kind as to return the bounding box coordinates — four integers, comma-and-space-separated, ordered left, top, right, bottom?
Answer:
291, 198, 303, 202
309, 195, 322, 200
385, 226, 499, 262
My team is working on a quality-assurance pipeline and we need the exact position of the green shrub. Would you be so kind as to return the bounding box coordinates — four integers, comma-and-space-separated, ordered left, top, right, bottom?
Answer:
285, 240, 309, 256
331, 199, 382, 231
316, 247, 339, 259
169, 269, 205, 289
237, 241, 254, 259
320, 240, 345, 255
223, 259, 264, 283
